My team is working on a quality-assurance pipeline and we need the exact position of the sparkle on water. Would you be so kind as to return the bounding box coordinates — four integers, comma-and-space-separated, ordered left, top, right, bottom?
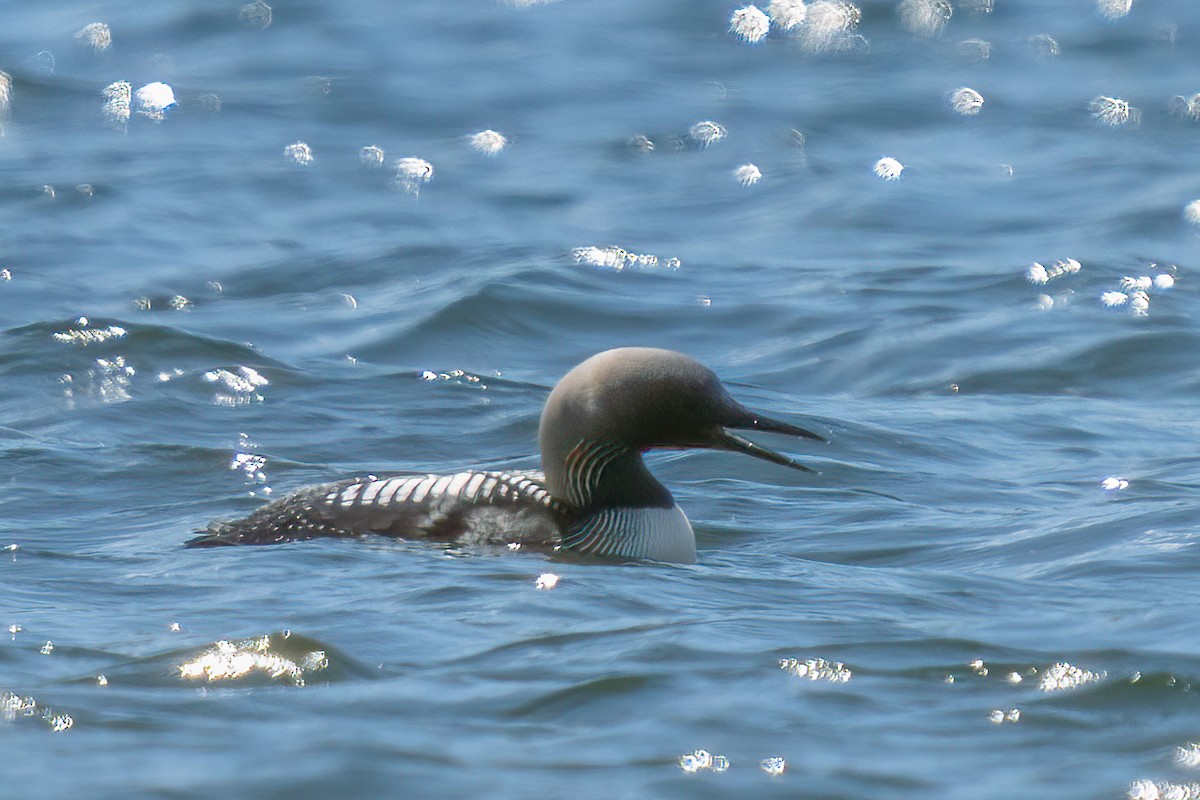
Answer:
949, 87, 984, 116
1169, 94, 1200, 122
1097, 0, 1134, 21
1025, 258, 1081, 285
1183, 199, 1200, 226
101, 80, 132, 128
1094, 265, 1176, 315
779, 657, 852, 682
359, 145, 386, 167
283, 141, 314, 166
204, 367, 269, 406
1, 1, 1198, 795
733, 163, 762, 186
873, 156, 904, 180
792, 0, 862, 54
469, 129, 508, 155
0, 70, 10, 129
1090, 95, 1140, 127
626, 133, 654, 152
1, 692, 73, 732
74, 22, 112, 52
571, 245, 681, 271
1101, 291, 1129, 307
1028, 33, 1060, 58
239, 0, 273, 30
178, 636, 328, 686
956, 38, 991, 61
1039, 662, 1106, 692
1129, 780, 1200, 800
1129, 290, 1150, 316
766, 0, 807, 30
51, 324, 128, 346
760, 756, 786, 776
687, 120, 726, 147
419, 368, 486, 387
135, 82, 177, 121
729, 5, 771, 44
898, 0, 953, 38
678, 749, 729, 773
391, 157, 434, 195
230, 444, 269, 489
1175, 744, 1200, 768
988, 708, 1022, 724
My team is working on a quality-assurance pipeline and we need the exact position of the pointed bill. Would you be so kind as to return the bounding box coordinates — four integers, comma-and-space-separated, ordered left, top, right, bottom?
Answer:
715, 409, 826, 473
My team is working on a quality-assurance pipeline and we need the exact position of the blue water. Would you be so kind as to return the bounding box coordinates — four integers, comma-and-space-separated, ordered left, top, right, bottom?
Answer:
3, 0, 1200, 796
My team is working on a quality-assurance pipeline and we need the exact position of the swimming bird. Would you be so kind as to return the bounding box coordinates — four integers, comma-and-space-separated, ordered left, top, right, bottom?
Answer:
188, 347, 824, 562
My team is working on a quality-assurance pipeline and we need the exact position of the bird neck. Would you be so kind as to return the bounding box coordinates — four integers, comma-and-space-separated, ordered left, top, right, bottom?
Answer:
544, 438, 675, 514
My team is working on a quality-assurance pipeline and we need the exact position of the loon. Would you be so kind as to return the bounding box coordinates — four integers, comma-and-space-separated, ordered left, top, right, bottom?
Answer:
188, 347, 825, 563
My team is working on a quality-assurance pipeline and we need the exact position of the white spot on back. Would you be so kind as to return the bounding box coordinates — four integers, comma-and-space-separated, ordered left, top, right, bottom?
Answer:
445, 472, 472, 498
429, 475, 454, 499
359, 481, 384, 504
480, 476, 499, 498
410, 476, 436, 503
377, 477, 404, 505
392, 477, 421, 504
464, 472, 486, 499
339, 483, 363, 507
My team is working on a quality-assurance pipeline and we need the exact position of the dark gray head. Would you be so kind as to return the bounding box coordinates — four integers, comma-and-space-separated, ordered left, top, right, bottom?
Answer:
538, 348, 823, 511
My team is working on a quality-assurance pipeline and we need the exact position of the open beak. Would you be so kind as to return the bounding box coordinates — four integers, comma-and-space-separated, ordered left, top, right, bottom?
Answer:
714, 410, 826, 473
